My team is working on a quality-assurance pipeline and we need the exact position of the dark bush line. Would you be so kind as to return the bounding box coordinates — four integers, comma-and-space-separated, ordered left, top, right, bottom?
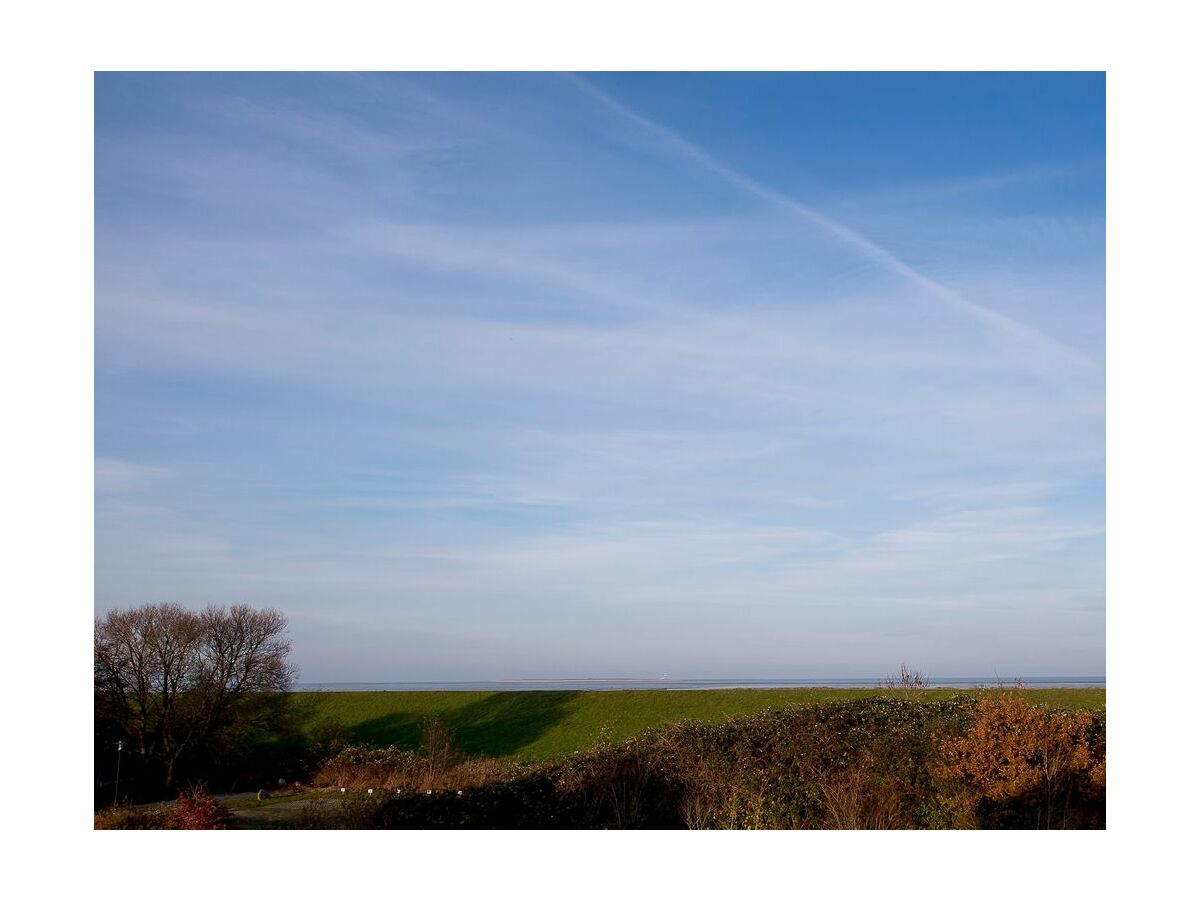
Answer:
95, 705, 318, 807
95, 693, 1105, 829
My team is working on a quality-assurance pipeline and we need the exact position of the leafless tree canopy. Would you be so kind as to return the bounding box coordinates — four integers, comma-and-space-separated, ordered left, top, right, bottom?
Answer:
879, 664, 930, 695
95, 603, 294, 787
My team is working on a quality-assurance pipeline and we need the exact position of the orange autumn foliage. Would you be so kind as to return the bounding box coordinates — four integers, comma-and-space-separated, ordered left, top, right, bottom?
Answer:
934, 692, 1103, 826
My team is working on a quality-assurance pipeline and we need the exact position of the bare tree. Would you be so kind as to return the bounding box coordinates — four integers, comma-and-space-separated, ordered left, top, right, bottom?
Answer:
879, 664, 930, 700
95, 603, 294, 789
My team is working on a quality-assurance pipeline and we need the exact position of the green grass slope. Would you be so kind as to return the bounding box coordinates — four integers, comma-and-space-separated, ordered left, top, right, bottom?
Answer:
295, 688, 1105, 762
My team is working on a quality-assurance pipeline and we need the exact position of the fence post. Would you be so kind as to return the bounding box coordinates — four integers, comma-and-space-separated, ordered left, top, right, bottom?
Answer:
113, 741, 123, 805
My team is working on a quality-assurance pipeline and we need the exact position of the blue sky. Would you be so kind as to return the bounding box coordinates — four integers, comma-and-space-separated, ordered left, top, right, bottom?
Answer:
94, 73, 1104, 681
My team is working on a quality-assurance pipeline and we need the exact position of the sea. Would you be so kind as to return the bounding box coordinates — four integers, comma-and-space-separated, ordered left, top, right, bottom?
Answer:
293, 676, 1104, 692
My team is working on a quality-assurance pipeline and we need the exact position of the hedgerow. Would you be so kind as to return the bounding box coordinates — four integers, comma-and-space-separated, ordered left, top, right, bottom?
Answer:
364, 695, 1104, 829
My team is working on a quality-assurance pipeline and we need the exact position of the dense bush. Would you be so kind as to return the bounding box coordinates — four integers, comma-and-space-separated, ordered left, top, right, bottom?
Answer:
94, 694, 1106, 829
164, 787, 233, 830
94, 787, 232, 830
312, 719, 522, 793
934, 693, 1105, 828
365, 695, 1104, 830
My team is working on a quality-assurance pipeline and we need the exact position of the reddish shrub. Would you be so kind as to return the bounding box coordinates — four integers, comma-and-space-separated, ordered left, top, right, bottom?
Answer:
164, 787, 232, 830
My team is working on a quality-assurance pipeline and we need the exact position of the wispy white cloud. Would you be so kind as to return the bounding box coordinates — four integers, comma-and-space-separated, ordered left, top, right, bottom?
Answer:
95, 459, 173, 494
826, 159, 1103, 211
94, 74, 1104, 679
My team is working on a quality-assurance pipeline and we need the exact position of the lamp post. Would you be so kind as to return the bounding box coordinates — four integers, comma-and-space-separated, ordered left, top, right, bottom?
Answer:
113, 741, 123, 806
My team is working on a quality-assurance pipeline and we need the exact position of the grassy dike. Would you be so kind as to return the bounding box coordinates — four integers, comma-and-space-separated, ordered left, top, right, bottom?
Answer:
294, 687, 1105, 762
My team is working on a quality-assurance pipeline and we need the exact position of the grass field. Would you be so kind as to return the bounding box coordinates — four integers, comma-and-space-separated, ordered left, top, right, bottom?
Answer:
294, 687, 1105, 762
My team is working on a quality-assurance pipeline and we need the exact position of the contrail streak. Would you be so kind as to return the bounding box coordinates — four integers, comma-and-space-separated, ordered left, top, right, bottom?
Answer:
567, 74, 1094, 379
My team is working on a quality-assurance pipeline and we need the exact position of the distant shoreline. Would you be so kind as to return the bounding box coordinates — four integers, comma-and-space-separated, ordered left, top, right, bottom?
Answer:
293, 677, 1105, 693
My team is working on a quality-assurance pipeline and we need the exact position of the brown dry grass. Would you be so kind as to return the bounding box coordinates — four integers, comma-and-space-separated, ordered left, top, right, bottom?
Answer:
312, 719, 525, 794
94, 804, 170, 830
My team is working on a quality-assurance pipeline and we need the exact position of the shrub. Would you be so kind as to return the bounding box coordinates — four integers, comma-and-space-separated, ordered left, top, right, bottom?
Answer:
312, 745, 425, 790
306, 695, 1105, 830
311, 744, 521, 794
307, 720, 354, 761
164, 786, 233, 830
879, 664, 930, 700
934, 692, 1105, 828
94, 787, 233, 830
372, 697, 984, 830
421, 718, 461, 777
550, 737, 685, 828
